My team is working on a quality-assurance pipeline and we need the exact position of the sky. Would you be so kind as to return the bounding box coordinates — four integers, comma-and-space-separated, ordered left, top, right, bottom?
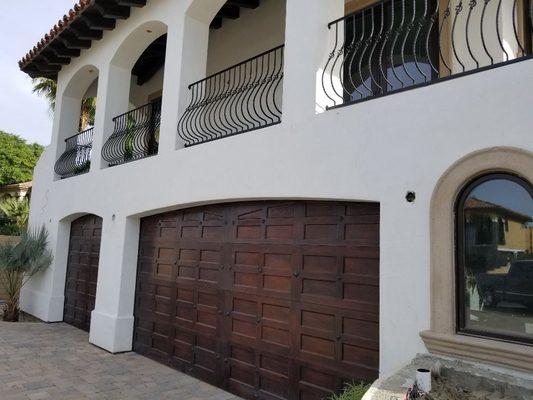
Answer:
0, 1, 76, 146
470, 179, 533, 218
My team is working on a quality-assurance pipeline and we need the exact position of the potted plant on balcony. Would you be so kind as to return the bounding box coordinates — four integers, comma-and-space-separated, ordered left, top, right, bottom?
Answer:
0, 226, 52, 321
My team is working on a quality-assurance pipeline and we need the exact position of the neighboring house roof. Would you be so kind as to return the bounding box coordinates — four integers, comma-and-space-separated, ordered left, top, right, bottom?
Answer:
18, 0, 147, 81
0, 182, 32, 198
465, 197, 533, 223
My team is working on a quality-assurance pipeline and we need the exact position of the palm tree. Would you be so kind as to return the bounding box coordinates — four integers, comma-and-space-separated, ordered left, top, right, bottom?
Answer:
32, 78, 96, 131
0, 226, 53, 321
0, 197, 29, 234
32, 77, 57, 112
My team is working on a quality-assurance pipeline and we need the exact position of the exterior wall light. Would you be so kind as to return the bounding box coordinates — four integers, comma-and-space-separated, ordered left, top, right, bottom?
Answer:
406, 191, 416, 203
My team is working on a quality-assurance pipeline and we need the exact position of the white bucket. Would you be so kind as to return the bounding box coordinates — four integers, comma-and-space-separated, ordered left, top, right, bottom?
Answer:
416, 368, 432, 393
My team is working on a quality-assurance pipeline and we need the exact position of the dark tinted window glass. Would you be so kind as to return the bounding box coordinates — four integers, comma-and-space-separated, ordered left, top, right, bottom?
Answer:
458, 175, 533, 343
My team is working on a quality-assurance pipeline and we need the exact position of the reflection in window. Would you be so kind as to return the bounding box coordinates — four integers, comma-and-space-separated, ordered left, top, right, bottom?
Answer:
457, 174, 533, 343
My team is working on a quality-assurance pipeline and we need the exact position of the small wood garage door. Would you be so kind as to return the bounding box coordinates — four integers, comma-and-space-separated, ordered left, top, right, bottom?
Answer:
134, 201, 379, 400
63, 214, 102, 332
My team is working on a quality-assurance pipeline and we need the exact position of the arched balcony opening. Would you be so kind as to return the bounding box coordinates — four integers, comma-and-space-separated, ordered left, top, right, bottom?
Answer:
55, 65, 99, 179
178, 0, 287, 147
101, 22, 168, 167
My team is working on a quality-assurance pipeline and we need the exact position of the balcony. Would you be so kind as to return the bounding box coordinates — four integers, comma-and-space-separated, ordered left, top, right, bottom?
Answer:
101, 98, 162, 166
321, 0, 532, 109
178, 45, 285, 147
54, 128, 93, 179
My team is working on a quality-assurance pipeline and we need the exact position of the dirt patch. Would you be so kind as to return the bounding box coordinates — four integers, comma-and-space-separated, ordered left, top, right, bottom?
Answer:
421, 376, 513, 400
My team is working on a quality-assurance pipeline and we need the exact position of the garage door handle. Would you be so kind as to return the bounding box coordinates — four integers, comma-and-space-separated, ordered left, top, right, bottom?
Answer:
293, 271, 300, 277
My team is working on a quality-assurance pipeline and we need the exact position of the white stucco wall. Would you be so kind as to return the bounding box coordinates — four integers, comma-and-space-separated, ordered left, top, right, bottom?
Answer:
206, 0, 286, 75
21, 0, 533, 380
129, 67, 164, 107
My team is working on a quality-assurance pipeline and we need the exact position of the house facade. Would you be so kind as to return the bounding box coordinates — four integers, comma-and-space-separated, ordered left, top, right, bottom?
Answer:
18, 0, 533, 398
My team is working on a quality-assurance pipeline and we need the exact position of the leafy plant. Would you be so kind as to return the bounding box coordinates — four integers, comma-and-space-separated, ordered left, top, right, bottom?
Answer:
74, 160, 91, 175
124, 115, 137, 161
330, 382, 371, 400
0, 226, 53, 321
32, 78, 96, 131
0, 197, 30, 234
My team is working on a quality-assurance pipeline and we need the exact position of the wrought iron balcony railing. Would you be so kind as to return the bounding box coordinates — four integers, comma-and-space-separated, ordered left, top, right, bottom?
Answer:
54, 128, 93, 179
102, 98, 162, 166
178, 45, 284, 147
321, 0, 532, 109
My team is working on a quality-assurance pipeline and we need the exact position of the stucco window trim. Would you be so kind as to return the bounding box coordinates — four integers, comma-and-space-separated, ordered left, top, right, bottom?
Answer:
420, 146, 533, 372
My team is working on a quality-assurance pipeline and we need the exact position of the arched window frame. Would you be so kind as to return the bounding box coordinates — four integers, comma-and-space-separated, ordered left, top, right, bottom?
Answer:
455, 173, 533, 345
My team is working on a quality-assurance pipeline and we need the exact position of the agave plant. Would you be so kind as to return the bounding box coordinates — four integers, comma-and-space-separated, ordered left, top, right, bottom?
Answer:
0, 226, 53, 321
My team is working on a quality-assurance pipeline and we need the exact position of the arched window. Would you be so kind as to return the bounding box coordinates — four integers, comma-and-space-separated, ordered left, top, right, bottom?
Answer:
457, 174, 533, 344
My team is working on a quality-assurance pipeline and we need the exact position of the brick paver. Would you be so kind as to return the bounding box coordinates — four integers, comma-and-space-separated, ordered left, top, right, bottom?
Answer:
0, 321, 242, 400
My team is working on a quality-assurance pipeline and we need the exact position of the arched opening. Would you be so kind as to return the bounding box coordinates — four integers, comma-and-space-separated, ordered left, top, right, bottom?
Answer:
421, 147, 533, 372
101, 21, 168, 167
456, 173, 533, 344
178, 0, 287, 147
55, 65, 99, 179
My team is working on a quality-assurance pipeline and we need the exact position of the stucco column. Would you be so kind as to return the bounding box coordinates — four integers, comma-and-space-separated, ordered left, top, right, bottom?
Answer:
158, 18, 184, 154
282, 0, 344, 124
174, 14, 211, 149
91, 64, 131, 171
89, 215, 140, 353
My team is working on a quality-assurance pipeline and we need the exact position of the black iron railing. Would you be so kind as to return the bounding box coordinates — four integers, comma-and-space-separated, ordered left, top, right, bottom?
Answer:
101, 98, 162, 166
178, 45, 284, 147
322, 0, 532, 109
54, 128, 93, 179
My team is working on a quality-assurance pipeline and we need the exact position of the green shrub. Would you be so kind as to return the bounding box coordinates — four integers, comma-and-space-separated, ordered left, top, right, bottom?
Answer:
0, 197, 29, 234
0, 226, 53, 321
330, 382, 371, 400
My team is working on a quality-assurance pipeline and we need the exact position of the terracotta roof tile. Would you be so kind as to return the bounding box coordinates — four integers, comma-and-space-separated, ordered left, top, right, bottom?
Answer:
465, 197, 532, 222
18, 0, 92, 70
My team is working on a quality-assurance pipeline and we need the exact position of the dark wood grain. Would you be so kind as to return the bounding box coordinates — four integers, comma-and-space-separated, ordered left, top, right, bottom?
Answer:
63, 214, 102, 332
134, 201, 380, 400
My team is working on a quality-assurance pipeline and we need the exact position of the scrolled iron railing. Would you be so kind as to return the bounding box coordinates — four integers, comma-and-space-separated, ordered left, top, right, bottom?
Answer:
321, 0, 532, 109
101, 98, 162, 166
54, 128, 93, 179
178, 45, 284, 147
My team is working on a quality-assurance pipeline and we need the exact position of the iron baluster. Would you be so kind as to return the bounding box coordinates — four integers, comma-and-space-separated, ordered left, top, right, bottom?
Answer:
177, 45, 284, 147
101, 98, 161, 166
54, 128, 94, 179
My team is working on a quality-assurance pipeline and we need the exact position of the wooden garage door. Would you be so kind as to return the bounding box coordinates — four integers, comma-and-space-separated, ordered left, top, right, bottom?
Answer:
63, 214, 102, 332
134, 201, 379, 400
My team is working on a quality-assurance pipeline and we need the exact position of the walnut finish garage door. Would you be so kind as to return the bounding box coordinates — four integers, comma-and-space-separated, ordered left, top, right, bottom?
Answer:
63, 214, 102, 332
134, 201, 379, 400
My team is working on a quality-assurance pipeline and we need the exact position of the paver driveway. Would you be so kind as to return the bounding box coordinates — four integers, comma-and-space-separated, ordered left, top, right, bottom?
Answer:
0, 321, 242, 400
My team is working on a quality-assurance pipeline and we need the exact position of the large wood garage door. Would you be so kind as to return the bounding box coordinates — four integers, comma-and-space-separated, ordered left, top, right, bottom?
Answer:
134, 201, 379, 400
63, 214, 102, 332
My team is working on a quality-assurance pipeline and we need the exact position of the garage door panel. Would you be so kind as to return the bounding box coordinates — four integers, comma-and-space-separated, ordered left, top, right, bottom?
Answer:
134, 201, 379, 400
64, 214, 102, 332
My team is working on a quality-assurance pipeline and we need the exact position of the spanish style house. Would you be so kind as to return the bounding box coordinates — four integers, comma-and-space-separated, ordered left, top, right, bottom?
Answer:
19, 0, 533, 398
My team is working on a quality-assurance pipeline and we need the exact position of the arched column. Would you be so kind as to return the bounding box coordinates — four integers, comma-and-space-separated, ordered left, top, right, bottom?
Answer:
282, 0, 344, 124
421, 146, 533, 372
173, 0, 225, 148
53, 65, 99, 179
92, 21, 168, 169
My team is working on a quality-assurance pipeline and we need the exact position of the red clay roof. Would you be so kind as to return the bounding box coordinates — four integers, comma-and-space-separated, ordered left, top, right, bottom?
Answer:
18, 0, 92, 71
465, 197, 532, 222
